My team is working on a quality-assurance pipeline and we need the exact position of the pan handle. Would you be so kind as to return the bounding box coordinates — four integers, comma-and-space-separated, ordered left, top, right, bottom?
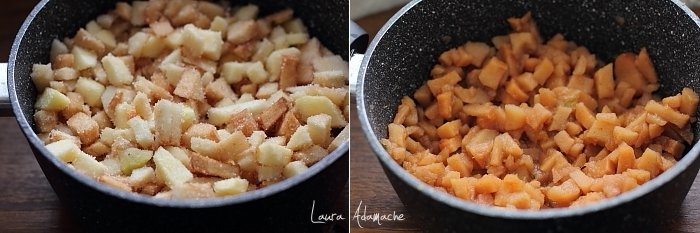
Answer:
349, 21, 368, 94
0, 63, 11, 117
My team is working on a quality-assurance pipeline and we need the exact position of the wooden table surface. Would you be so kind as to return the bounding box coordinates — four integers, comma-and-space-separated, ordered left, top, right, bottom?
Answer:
349, 6, 700, 233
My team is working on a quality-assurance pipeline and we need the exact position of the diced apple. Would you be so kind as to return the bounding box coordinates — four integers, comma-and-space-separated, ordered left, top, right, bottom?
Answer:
118, 148, 153, 175
72, 46, 98, 70
295, 96, 346, 127
154, 100, 184, 146
128, 117, 155, 148
101, 53, 134, 86
207, 99, 268, 126
247, 61, 268, 84
30, 64, 53, 91
72, 152, 107, 178
213, 177, 249, 196
283, 161, 308, 178
287, 125, 313, 151
221, 62, 249, 84
257, 141, 293, 167
182, 24, 223, 60
75, 77, 105, 107
306, 113, 331, 148
266, 48, 301, 81
45, 139, 80, 163
129, 166, 155, 188
153, 147, 193, 188
35, 88, 70, 111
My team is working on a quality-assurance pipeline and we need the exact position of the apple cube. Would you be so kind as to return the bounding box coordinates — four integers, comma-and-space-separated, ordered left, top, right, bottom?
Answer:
35, 88, 70, 111
257, 141, 293, 167
153, 147, 193, 188
213, 177, 249, 196
294, 96, 347, 127
45, 139, 80, 163
118, 148, 153, 175
283, 161, 308, 178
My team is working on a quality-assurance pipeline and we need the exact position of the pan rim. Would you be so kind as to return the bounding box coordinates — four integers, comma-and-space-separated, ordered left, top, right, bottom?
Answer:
8, 0, 349, 209
357, 0, 700, 220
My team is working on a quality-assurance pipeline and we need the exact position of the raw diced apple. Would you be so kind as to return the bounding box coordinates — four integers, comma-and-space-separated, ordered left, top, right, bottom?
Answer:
45, 139, 80, 162
257, 141, 293, 167
35, 88, 70, 111
154, 100, 184, 146
128, 166, 155, 188
307, 114, 332, 147
73, 152, 107, 178
294, 96, 346, 127
287, 126, 312, 151
221, 62, 249, 83
102, 53, 134, 86
128, 117, 155, 148
30, 64, 53, 91
153, 147, 193, 188
266, 48, 300, 81
207, 99, 268, 126
247, 61, 268, 84
182, 24, 223, 60
213, 177, 249, 196
118, 148, 153, 175
72, 46, 98, 70
75, 77, 105, 107
283, 161, 308, 178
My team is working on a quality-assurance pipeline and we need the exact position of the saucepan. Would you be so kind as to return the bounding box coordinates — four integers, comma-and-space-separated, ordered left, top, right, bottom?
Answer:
0, 0, 349, 232
355, 0, 700, 232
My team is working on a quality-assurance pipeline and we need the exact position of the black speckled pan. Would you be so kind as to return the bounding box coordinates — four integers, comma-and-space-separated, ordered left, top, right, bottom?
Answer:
357, 0, 700, 232
4, 0, 348, 232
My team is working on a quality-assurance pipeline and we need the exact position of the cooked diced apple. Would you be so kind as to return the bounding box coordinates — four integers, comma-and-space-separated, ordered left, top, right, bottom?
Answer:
479, 57, 508, 89
45, 139, 80, 163
36, 88, 70, 111
75, 77, 105, 107
257, 141, 293, 167
118, 148, 153, 175
30, 64, 53, 91
153, 147, 193, 188
73, 152, 107, 178
182, 24, 223, 60
287, 126, 313, 151
283, 161, 308, 178
102, 53, 134, 86
72, 46, 98, 70
128, 166, 155, 188
213, 177, 249, 196
295, 96, 346, 127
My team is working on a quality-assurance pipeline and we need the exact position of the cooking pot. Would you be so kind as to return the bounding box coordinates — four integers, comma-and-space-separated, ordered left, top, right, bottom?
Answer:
355, 0, 700, 232
0, 0, 349, 232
